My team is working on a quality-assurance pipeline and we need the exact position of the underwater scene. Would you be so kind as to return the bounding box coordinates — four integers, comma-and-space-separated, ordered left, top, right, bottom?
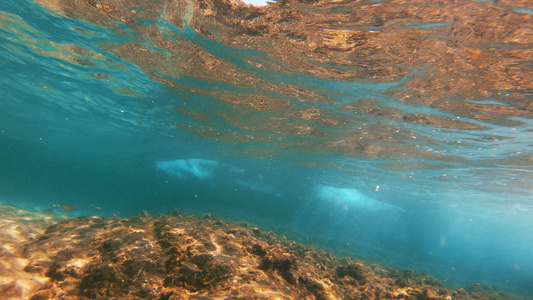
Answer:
1, 0, 532, 298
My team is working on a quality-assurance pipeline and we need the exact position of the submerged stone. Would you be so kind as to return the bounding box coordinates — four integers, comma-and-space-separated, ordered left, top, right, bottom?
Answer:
0, 204, 527, 299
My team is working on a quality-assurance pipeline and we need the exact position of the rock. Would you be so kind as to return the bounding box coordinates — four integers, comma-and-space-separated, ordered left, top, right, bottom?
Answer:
303, 277, 324, 295
1, 204, 522, 300
418, 288, 440, 300
249, 243, 267, 257
30, 289, 54, 300
223, 243, 241, 253
98, 239, 123, 255
316, 291, 331, 300
80, 264, 118, 287
45, 261, 66, 281
259, 255, 274, 270
335, 263, 368, 281
0, 281, 23, 298
338, 275, 358, 286
259, 251, 299, 284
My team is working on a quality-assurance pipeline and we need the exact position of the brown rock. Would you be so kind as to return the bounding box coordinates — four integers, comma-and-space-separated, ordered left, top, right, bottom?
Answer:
249, 243, 267, 257
419, 288, 440, 300
335, 263, 368, 282
30, 289, 54, 300
0, 204, 524, 300
0, 281, 23, 298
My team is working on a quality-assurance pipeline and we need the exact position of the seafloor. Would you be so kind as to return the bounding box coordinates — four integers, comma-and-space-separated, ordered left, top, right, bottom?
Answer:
0, 203, 526, 300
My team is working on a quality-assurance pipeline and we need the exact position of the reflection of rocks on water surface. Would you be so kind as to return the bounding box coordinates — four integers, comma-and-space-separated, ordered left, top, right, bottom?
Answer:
34, 0, 533, 165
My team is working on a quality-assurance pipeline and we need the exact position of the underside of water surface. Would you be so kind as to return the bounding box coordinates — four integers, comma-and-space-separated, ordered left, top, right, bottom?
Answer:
1, 0, 532, 298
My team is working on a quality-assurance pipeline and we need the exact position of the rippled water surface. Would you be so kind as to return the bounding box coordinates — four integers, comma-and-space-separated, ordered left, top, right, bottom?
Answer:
1, 0, 532, 296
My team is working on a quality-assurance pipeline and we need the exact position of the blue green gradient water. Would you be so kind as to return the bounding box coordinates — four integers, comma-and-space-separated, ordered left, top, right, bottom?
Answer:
1, 0, 532, 296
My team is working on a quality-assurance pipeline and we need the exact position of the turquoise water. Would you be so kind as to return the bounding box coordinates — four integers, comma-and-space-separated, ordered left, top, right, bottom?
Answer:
1, 0, 532, 297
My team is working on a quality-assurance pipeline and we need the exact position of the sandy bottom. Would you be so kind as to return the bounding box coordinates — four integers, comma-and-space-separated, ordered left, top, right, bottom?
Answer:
0, 203, 526, 300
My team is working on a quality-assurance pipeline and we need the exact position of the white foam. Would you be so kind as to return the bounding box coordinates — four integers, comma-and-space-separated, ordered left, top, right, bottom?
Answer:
316, 185, 400, 211
157, 159, 219, 180
241, 0, 269, 6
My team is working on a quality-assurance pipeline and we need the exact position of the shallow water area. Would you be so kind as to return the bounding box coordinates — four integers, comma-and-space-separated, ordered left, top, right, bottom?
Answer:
0, 203, 528, 299
1, 0, 532, 298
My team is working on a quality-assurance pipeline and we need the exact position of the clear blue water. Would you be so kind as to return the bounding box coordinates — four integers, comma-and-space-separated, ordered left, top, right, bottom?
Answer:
1, 0, 532, 297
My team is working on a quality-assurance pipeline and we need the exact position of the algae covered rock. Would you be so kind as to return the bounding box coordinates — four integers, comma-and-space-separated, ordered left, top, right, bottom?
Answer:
0, 204, 526, 300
